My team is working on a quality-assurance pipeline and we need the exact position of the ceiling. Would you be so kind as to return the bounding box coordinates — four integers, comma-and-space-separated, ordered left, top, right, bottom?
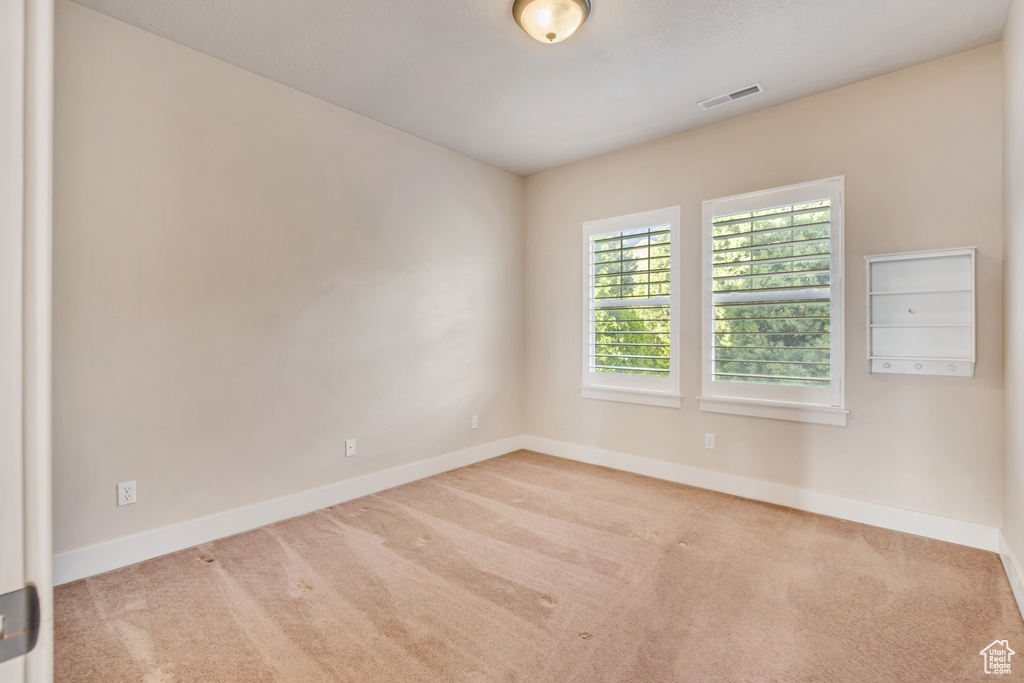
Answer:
70, 0, 1012, 176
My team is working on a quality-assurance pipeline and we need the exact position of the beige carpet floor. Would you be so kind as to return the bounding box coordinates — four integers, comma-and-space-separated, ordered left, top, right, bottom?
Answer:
55, 450, 1024, 682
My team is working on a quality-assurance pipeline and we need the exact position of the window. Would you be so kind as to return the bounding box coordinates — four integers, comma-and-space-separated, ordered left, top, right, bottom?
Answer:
581, 206, 680, 407
699, 178, 847, 425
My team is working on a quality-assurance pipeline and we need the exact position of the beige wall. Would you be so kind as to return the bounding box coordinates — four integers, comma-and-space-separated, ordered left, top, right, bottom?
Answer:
53, 1, 525, 554
525, 45, 1004, 526
55, 0, 1010, 559
1005, 0, 1024, 563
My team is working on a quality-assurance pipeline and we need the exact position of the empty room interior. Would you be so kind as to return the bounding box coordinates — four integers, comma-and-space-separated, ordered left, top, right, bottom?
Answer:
14, 0, 1024, 679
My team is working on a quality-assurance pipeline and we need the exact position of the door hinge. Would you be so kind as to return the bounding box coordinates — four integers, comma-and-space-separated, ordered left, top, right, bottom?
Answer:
0, 586, 40, 664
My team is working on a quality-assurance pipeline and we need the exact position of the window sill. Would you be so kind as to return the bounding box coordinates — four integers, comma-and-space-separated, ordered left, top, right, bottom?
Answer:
581, 386, 682, 408
697, 396, 848, 426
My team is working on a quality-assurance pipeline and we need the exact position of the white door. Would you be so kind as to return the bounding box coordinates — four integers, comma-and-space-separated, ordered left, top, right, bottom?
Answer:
0, 0, 28, 679
1, 0, 52, 681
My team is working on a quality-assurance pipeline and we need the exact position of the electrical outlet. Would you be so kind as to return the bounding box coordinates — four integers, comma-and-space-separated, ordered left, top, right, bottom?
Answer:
472, 415, 478, 430
117, 481, 136, 506
704, 433, 715, 450
346, 439, 356, 457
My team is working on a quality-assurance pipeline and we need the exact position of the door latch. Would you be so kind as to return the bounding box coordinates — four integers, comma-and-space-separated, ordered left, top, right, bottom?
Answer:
0, 586, 40, 664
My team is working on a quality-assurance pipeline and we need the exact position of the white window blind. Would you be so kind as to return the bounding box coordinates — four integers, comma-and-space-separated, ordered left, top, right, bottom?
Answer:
711, 201, 832, 386
582, 206, 680, 407
590, 224, 671, 376
700, 178, 846, 425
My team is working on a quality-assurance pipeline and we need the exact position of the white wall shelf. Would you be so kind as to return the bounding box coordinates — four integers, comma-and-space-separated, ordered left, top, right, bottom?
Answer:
868, 289, 971, 295
869, 324, 971, 328
865, 247, 976, 377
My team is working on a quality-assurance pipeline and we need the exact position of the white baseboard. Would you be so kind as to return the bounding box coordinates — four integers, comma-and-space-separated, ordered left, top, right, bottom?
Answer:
53, 436, 525, 585
520, 435, 1001, 553
1000, 533, 1024, 619
56, 433, 1007, 586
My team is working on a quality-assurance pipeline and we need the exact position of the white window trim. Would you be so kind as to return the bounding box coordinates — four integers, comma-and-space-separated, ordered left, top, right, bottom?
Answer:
581, 206, 681, 408
698, 177, 847, 426
697, 396, 849, 426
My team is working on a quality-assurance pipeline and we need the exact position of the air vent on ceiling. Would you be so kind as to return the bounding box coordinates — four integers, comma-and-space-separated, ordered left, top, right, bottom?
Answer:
698, 83, 764, 110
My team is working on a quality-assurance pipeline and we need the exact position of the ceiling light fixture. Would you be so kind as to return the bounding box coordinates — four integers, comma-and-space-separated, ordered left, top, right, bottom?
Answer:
512, 0, 591, 44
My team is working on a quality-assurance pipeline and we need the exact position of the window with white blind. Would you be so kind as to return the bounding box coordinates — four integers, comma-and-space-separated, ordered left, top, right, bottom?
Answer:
582, 206, 681, 407
699, 178, 847, 426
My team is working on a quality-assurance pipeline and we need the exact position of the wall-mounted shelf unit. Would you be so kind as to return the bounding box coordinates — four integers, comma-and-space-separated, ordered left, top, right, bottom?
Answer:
865, 247, 976, 377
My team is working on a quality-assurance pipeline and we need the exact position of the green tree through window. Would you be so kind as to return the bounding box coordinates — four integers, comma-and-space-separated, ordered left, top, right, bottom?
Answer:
711, 201, 831, 386
591, 224, 670, 376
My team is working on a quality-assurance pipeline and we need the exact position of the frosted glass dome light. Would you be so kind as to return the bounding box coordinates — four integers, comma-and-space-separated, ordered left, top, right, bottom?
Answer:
512, 0, 591, 44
